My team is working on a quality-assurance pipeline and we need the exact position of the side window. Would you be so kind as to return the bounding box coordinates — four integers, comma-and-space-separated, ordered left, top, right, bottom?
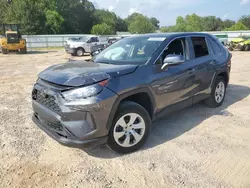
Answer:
156, 38, 187, 64
95, 37, 99, 42
191, 37, 209, 58
209, 38, 221, 54
89, 37, 98, 43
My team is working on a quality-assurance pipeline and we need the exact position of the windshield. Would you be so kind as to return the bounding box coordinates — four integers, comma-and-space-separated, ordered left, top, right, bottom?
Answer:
93, 36, 166, 65
7, 33, 19, 44
78, 36, 88, 42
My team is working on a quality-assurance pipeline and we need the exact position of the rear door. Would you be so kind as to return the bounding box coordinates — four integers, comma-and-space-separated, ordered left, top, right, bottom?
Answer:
189, 36, 216, 102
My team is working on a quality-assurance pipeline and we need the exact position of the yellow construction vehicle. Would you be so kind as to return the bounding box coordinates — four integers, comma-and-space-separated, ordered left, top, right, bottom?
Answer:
0, 24, 27, 54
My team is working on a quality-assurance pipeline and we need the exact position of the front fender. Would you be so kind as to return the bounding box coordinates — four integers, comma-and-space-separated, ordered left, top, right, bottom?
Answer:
105, 87, 156, 130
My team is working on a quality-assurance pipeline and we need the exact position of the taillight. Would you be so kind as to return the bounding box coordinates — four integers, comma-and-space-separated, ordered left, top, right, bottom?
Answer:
228, 53, 232, 72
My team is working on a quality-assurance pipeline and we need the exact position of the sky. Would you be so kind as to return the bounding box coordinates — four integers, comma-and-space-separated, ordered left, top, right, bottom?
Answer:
90, 0, 250, 26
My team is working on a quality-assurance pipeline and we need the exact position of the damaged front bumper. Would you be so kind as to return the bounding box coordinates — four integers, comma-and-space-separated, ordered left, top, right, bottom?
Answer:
32, 79, 117, 148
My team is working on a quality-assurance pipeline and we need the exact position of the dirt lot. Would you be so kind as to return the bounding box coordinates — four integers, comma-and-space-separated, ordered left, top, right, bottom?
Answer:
0, 50, 249, 188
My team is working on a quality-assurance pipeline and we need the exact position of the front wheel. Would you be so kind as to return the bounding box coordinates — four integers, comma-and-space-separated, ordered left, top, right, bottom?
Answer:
76, 48, 85, 56
107, 101, 151, 154
205, 76, 226, 108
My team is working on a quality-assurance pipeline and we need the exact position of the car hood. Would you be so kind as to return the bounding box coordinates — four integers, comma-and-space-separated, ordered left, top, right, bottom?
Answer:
38, 60, 138, 87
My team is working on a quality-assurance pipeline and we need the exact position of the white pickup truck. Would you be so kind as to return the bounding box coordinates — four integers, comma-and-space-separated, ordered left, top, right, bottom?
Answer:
64, 35, 106, 56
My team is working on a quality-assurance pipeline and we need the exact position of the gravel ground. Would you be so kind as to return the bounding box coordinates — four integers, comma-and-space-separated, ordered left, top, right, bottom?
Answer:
0, 50, 249, 188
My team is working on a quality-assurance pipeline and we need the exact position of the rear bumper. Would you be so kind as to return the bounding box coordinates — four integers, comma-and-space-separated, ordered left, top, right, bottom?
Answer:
32, 114, 107, 148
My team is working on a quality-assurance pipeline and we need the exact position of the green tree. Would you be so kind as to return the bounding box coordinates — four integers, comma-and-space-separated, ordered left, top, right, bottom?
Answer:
224, 21, 249, 31
150, 17, 160, 29
93, 9, 117, 33
128, 14, 156, 34
185, 14, 203, 31
45, 10, 64, 34
125, 13, 142, 26
1, 0, 47, 34
116, 16, 128, 31
239, 15, 250, 29
56, 0, 95, 34
222, 19, 235, 29
160, 26, 170, 32
174, 16, 187, 31
202, 16, 223, 31
91, 23, 114, 35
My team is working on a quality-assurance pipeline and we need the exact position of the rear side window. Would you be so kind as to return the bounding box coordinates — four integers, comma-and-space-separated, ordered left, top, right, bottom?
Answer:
209, 38, 221, 54
191, 37, 209, 58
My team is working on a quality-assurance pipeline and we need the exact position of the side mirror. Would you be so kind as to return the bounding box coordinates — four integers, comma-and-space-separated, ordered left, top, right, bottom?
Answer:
161, 54, 185, 70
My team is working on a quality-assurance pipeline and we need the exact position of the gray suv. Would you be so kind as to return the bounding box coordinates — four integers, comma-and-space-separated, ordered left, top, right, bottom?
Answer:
32, 33, 231, 153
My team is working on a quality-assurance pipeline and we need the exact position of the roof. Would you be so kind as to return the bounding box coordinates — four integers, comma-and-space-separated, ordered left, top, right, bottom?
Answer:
128, 32, 212, 38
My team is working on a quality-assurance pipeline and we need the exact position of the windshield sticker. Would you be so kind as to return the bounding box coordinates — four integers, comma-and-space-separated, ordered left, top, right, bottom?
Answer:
148, 37, 166, 41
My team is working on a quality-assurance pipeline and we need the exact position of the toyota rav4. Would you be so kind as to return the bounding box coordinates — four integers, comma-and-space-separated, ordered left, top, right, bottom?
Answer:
32, 33, 231, 153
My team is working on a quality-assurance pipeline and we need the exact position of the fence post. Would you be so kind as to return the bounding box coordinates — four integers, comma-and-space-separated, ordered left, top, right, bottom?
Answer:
46, 36, 48, 48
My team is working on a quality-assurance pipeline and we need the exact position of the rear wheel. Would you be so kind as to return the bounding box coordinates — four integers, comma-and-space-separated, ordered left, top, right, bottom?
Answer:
20, 46, 27, 54
107, 101, 151, 154
2, 48, 8, 54
205, 76, 226, 108
76, 48, 85, 56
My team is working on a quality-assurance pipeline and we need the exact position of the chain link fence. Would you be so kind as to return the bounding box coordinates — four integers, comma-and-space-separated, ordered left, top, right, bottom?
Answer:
23, 31, 250, 49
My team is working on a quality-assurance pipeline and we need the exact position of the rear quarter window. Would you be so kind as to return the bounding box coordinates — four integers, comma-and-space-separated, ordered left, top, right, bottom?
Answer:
209, 38, 221, 54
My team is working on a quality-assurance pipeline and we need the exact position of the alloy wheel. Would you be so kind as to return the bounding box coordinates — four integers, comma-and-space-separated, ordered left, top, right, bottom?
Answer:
113, 113, 146, 148
215, 81, 225, 103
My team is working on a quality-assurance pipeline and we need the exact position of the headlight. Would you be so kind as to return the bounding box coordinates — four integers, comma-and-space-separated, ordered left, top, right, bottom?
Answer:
61, 80, 109, 103
62, 84, 102, 102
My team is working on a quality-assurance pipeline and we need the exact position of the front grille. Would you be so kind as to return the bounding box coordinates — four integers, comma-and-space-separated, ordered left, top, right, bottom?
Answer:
44, 120, 63, 132
32, 89, 61, 114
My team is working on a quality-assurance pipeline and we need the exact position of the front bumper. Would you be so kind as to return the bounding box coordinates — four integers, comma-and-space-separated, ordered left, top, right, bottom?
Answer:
64, 46, 76, 54
32, 79, 117, 148
32, 114, 107, 148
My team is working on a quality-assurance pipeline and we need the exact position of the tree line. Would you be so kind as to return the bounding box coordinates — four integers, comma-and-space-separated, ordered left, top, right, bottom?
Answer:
161, 14, 250, 32
0, 0, 159, 35
0, 0, 249, 35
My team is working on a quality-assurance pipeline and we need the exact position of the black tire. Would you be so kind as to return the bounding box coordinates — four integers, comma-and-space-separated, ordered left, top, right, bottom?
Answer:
205, 76, 226, 108
107, 101, 151, 154
239, 45, 245, 51
76, 48, 85, 56
245, 44, 250, 51
2, 48, 8, 54
20, 46, 27, 54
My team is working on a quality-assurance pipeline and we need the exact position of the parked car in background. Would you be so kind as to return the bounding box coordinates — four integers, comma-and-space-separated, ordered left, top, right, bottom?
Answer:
90, 36, 125, 56
67, 37, 81, 42
107, 36, 123, 45
32, 33, 231, 153
64, 35, 105, 56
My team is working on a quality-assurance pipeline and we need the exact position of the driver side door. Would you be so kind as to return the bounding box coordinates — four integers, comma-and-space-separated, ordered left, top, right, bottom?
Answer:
151, 37, 196, 112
